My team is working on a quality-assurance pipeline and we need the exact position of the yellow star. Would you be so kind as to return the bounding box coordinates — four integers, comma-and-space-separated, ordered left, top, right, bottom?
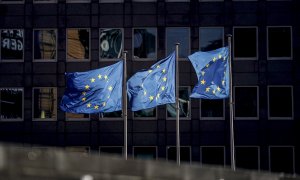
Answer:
104, 75, 108, 80
107, 95, 110, 99
201, 79, 206, 85
82, 97, 86, 102
108, 86, 113, 91
213, 57, 217, 62
90, 78, 95, 83
201, 71, 205, 76
94, 105, 99, 109
162, 69, 166, 73
157, 65, 160, 68
82, 91, 86, 96
144, 90, 147, 96
148, 69, 153, 73
219, 54, 222, 59
98, 74, 102, 79
156, 93, 160, 100
103, 102, 106, 107
217, 86, 221, 91
85, 85, 90, 90
87, 103, 91, 108
161, 86, 165, 91
206, 64, 210, 68
163, 77, 167, 82
206, 87, 210, 92
149, 95, 154, 101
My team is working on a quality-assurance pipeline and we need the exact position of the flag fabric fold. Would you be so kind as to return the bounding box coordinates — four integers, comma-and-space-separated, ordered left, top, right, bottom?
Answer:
60, 61, 123, 113
188, 47, 229, 99
127, 52, 176, 111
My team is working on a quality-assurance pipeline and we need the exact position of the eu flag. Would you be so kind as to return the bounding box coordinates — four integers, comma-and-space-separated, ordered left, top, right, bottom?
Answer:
188, 47, 229, 99
127, 52, 175, 111
60, 61, 123, 113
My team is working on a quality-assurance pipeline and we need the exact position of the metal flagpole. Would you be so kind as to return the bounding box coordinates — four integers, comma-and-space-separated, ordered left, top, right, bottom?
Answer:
175, 43, 180, 165
227, 35, 235, 171
123, 51, 128, 160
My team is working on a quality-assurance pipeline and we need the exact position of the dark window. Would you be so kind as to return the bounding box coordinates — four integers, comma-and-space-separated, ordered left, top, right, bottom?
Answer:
34, 30, 57, 60
199, 27, 223, 51
268, 27, 292, 59
100, 147, 123, 156
268, 86, 293, 118
167, 147, 191, 163
167, 87, 190, 118
235, 87, 258, 118
66, 113, 89, 120
234, 27, 257, 59
236, 147, 259, 170
67, 29, 90, 61
201, 99, 224, 119
133, 147, 157, 160
33, 88, 57, 120
270, 147, 294, 174
100, 28, 123, 59
133, 28, 156, 59
65, 147, 90, 156
201, 147, 225, 166
166, 28, 190, 58
0, 88, 23, 120
100, 111, 122, 119
1, 29, 23, 60
134, 108, 156, 119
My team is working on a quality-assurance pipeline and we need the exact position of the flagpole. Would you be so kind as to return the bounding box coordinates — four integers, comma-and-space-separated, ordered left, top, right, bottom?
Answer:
175, 43, 180, 165
227, 35, 235, 171
123, 51, 128, 160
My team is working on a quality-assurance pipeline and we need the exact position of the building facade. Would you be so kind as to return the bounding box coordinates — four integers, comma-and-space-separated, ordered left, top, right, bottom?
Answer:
0, 0, 299, 175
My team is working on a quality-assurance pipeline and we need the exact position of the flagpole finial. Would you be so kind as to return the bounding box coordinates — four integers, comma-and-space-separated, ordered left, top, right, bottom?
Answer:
226, 34, 232, 38
175, 42, 180, 46
123, 51, 128, 54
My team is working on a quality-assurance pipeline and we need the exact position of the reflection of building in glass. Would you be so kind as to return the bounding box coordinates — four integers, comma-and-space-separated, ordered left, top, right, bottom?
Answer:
34, 30, 56, 60
1, 29, 23, 60
133, 28, 156, 59
0, 88, 23, 120
33, 88, 57, 119
100, 29, 122, 59
67, 29, 89, 60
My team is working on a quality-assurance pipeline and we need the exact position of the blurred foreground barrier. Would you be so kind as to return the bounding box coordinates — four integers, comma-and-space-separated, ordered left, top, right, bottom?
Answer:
0, 143, 299, 180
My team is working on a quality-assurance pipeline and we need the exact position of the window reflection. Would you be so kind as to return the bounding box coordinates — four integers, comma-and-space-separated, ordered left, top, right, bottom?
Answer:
0, 88, 23, 120
133, 28, 156, 59
167, 87, 190, 118
67, 29, 89, 60
1, 29, 23, 60
166, 27, 189, 58
134, 107, 156, 118
34, 30, 57, 60
199, 27, 223, 51
100, 29, 123, 59
33, 88, 57, 120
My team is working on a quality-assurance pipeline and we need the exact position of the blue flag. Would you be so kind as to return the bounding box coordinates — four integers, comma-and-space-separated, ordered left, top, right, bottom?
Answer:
188, 47, 229, 99
60, 61, 123, 113
127, 52, 176, 111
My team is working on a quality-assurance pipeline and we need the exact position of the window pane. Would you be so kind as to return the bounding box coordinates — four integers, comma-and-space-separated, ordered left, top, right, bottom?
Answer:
67, 29, 89, 60
199, 27, 223, 51
166, 28, 189, 58
269, 87, 293, 118
134, 107, 156, 118
235, 87, 258, 118
33, 0, 57, 2
66, 0, 91, 2
0, 88, 23, 120
201, 147, 225, 166
100, 29, 123, 59
270, 147, 294, 174
133, 28, 156, 59
34, 30, 57, 60
66, 113, 89, 120
100, 111, 122, 118
167, 87, 190, 118
100, 147, 123, 156
268, 27, 292, 58
236, 147, 259, 170
234, 27, 257, 58
0, 0, 24, 3
33, 88, 57, 120
201, 99, 224, 118
167, 147, 191, 162
134, 147, 156, 160
1, 29, 23, 60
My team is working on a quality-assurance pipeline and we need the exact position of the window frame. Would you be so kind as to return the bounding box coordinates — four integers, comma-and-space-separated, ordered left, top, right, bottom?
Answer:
99, 146, 124, 156
165, 27, 190, 61
200, 99, 225, 120
267, 85, 293, 120
267, 26, 293, 60
32, 87, 57, 121
166, 146, 192, 163
0, 87, 24, 122
0, 0, 24, 4
65, 146, 91, 156
99, 111, 123, 121
133, 107, 157, 120
200, 146, 226, 167
234, 86, 259, 120
166, 86, 191, 120
33, 0, 57, 3
99, 0, 124, 3
66, 28, 90, 62
66, 0, 91, 3
0, 29, 24, 62
132, 146, 158, 160
65, 113, 90, 121
268, 146, 295, 174
235, 146, 260, 170
33, 29, 58, 62
132, 27, 157, 61
199, 27, 224, 52
233, 26, 258, 61
99, 28, 124, 61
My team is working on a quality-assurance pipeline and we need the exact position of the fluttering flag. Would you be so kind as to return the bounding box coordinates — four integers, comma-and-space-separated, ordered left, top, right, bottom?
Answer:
60, 61, 123, 113
188, 47, 229, 99
127, 52, 176, 111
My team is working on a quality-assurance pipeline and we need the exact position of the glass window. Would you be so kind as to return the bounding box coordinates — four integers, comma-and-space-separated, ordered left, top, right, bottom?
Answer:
133, 28, 157, 60
233, 27, 257, 60
100, 28, 123, 60
66, 113, 89, 121
199, 27, 224, 52
33, 87, 57, 120
268, 86, 293, 119
133, 146, 157, 160
67, 29, 90, 61
33, 0, 57, 3
234, 86, 259, 119
199, 0, 223, 1
99, 0, 124, 3
134, 107, 156, 119
66, 0, 91, 3
100, 146, 123, 156
166, 146, 191, 163
167, 87, 190, 119
65, 146, 90, 156
269, 146, 295, 174
1, 29, 24, 61
0, 88, 23, 121
132, 0, 156, 1
201, 146, 225, 166
236, 146, 260, 170
267, 27, 292, 60
0, 0, 24, 3
200, 99, 224, 120
33, 29, 57, 61
166, 27, 190, 59
99, 111, 122, 120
